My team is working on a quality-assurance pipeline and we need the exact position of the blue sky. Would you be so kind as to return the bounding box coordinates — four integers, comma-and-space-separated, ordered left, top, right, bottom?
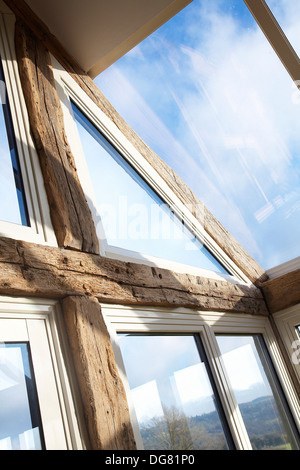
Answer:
95, 0, 300, 270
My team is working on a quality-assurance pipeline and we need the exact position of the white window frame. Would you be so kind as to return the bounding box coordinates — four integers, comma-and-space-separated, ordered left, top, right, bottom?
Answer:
0, 296, 85, 450
273, 303, 300, 383
52, 56, 250, 285
0, 11, 56, 246
101, 303, 300, 450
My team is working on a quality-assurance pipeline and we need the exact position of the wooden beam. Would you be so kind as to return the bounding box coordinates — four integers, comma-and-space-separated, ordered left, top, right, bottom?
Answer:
261, 269, 300, 314
61, 295, 136, 450
14, 19, 99, 254
5, 0, 266, 286
0, 237, 268, 315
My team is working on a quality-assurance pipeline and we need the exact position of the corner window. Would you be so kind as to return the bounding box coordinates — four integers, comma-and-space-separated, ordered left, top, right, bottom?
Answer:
103, 304, 300, 450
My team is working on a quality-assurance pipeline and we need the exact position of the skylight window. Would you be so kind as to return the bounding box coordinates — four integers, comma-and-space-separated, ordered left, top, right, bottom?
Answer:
71, 102, 229, 275
95, 0, 300, 271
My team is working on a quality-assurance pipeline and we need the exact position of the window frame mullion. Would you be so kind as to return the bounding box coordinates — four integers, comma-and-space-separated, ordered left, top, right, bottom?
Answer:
201, 325, 253, 450
193, 332, 236, 449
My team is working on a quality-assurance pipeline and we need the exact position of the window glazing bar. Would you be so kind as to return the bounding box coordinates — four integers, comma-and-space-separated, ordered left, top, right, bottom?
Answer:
193, 334, 236, 449
244, 0, 300, 86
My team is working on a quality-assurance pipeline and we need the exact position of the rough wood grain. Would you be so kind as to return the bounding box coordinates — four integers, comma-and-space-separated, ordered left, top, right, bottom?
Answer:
0, 237, 268, 315
261, 269, 300, 313
14, 19, 99, 254
5, 0, 266, 286
62, 295, 136, 450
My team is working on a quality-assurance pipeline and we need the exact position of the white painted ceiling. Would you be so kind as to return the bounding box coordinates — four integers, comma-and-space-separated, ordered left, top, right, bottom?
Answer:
25, 0, 191, 77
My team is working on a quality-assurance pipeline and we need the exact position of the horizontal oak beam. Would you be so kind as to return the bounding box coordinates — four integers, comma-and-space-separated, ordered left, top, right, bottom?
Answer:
0, 237, 268, 315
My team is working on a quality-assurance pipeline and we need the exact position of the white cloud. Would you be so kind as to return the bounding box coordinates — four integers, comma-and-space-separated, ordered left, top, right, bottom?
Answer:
221, 344, 265, 391
96, 0, 300, 268
174, 363, 212, 403
131, 380, 164, 422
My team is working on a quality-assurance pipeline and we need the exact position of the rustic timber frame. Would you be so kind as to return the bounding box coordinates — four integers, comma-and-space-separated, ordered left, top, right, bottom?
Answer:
0, 0, 298, 450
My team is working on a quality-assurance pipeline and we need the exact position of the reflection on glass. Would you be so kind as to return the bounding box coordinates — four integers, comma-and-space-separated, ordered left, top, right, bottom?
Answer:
96, 0, 300, 270
265, 0, 300, 58
0, 343, 44, 450
118, 334, 231, 450
0, 62, 29, 226
217, 335, 299, 450
72, 103, 229, 274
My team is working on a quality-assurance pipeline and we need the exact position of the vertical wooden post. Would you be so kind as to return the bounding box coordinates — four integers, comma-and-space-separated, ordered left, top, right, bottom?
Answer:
15, 20, 99, 254
61, 295, 136, 450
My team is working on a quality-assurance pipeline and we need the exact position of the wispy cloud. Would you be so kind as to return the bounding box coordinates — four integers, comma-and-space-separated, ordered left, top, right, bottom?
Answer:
95, 0, 300, 269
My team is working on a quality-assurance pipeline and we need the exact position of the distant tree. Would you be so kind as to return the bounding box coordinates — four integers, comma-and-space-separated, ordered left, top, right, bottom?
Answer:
141, 406, 195, 450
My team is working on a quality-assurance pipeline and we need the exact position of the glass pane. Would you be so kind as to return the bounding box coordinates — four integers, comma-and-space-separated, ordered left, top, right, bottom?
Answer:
71, 103, 228, 274
118, 334, 231, 450
0, 62, 29, 226
0, 343, 44, 450
96, 0, 300, 270
265, 0, 300, 58
217, 335, 299, 450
